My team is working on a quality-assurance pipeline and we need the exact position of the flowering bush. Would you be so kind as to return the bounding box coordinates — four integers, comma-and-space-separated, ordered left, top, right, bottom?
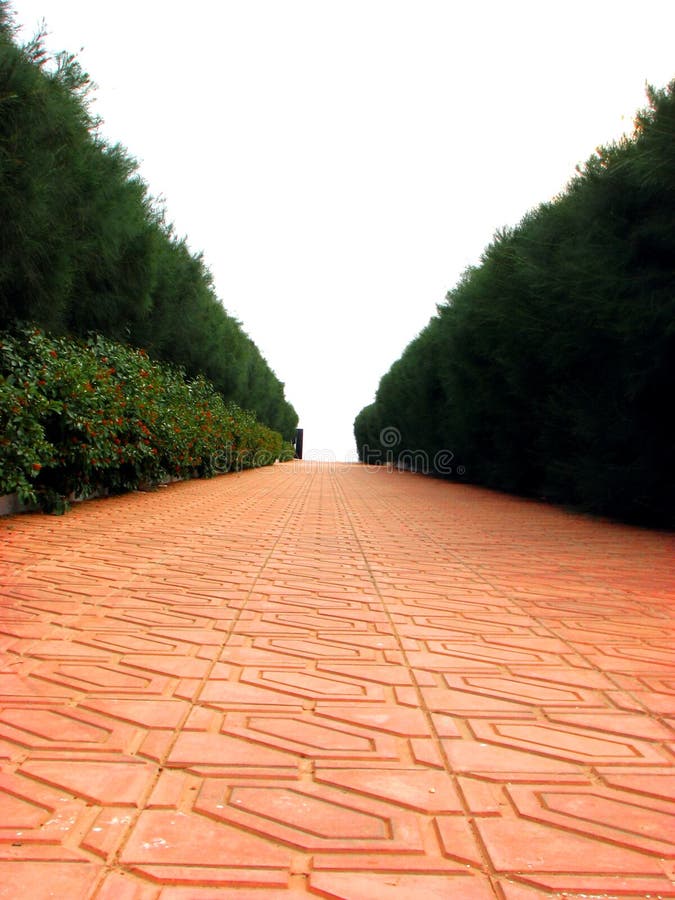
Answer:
0, 327, 293, 513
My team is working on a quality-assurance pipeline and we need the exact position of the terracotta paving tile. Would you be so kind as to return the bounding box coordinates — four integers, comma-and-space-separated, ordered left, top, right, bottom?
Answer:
120, 807, 292, 871
195, 778, 426, 853
314, 767, 464, 813
18, 758, 156, 806
166, 730, 300, 770
507, 665, 619, 689
308, 871, 497, 898
476, 815, 668, 873
198, 679, 305, 709
433, 815, 493, 865
598, 768, 675, 800
81, 805, 137, 859
158, 890, 305, 899
443, 673, 608, 707
314, 704, 431, 737
546, 710, 675, 741
78, 698, 188, 729
445, 736, 590, 783
499, 876, 675, 898
0, 861, 102, 898
419, 685, 541, 715
0, 706, 117, 747
314, 662, 421, 686
0, 844, 88, 862
0, 673, 73, 699
246, 668, 387, 702
506, 783, 675, 856
222, 713, 400, 760
31, 662, 171, 694
617, 690, 675, 715
468, 719, 669, 765
1, 462, 674, 895
409, 737, 446, 768
456, 776, 506, 815
96, 871, 161, 899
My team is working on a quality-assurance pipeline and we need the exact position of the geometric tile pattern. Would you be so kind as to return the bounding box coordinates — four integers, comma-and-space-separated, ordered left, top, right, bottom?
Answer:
0, 461, 674, 898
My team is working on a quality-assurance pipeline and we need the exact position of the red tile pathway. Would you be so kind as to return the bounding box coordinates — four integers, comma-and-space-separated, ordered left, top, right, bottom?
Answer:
0, 461, 674, 898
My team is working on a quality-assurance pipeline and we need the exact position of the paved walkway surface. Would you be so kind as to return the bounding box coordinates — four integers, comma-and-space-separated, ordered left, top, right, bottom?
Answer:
0, 461, 674, 899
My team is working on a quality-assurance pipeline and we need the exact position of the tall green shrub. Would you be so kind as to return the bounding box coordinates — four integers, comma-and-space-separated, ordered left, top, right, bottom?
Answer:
0, 3, 297, 438
355, 82, 675, 527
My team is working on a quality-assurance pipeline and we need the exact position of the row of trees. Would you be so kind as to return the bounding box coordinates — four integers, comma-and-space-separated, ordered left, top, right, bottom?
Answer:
0, 2, 298, 439
355, 81, 675, 527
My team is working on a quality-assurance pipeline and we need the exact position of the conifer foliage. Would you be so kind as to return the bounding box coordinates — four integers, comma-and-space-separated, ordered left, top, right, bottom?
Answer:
355, 82, 675, 527
0, 2, 297, 439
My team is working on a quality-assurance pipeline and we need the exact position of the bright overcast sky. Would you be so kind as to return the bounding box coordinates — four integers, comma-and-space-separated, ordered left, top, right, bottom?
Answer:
8, 1, 675, 460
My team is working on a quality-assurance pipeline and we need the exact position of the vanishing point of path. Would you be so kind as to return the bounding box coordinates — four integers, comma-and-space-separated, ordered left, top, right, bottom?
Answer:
0, 461, 674, 899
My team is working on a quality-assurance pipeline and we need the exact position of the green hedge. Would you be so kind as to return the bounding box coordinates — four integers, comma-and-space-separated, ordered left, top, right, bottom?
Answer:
0, 4, 297, 439
355, 82, 675, 528
1, 327, 294, 513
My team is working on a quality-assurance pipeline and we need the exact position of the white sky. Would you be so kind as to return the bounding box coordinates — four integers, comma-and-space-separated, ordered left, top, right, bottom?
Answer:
8, 1, 675, 460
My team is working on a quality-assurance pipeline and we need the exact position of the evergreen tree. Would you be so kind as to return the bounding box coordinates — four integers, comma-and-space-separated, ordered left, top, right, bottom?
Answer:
0, 2, 297, 438
355, 81, 675, 526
